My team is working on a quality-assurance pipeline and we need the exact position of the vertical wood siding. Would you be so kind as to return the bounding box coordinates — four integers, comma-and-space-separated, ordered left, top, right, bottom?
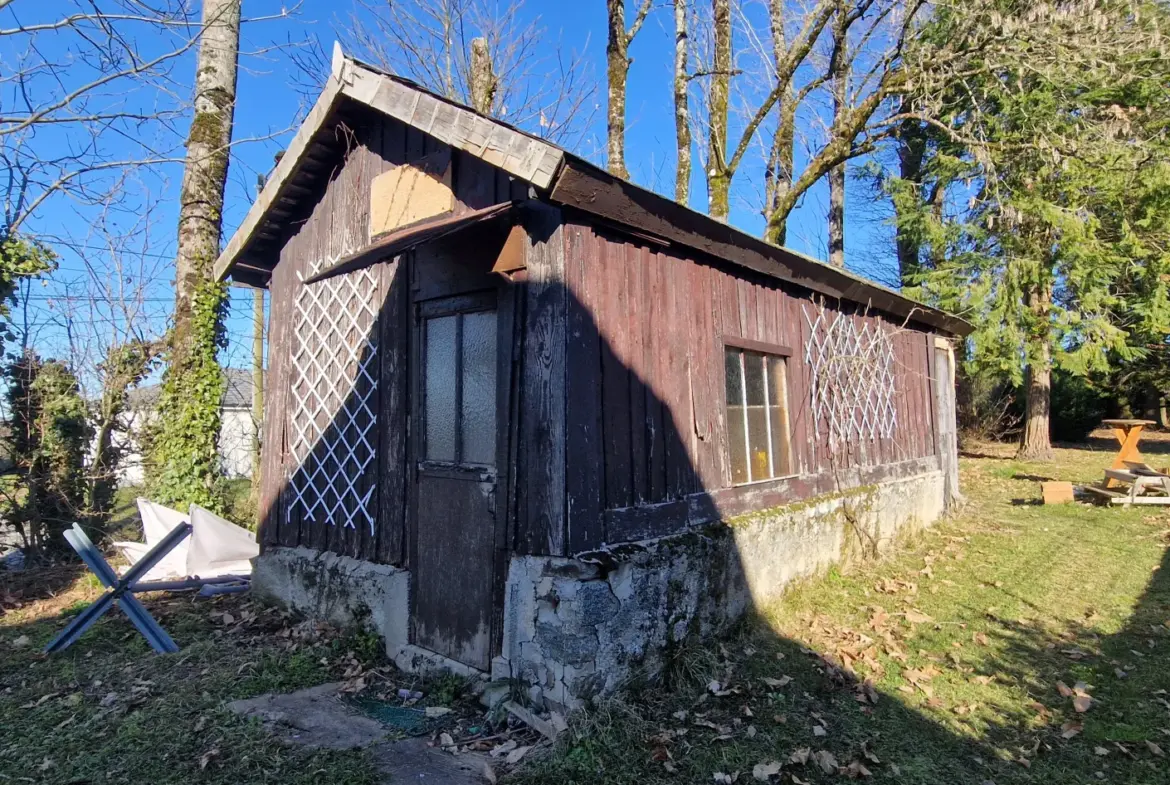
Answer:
260, 112, 520, 564
561, 221, 941, 552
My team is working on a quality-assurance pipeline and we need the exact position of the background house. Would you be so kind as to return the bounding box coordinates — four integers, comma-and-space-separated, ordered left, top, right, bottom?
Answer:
119, 368, 260, 485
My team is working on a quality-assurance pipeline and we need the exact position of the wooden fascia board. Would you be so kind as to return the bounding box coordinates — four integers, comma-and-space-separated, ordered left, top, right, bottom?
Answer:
213, 75, 346, 282
548, 156, 973, 338
302, 201, 517, 285
340, 64, 564, 190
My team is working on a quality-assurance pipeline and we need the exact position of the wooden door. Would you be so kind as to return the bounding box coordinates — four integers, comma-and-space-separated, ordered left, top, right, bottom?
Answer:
411, 291, 500, 670
933, 339, 960, 508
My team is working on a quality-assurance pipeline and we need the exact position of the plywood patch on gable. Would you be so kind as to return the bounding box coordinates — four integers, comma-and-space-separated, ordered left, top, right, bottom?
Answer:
369, 148, 453, 239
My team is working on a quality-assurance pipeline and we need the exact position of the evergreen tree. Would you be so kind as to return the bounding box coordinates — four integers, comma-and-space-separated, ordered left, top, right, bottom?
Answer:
896, 0, 1170, 458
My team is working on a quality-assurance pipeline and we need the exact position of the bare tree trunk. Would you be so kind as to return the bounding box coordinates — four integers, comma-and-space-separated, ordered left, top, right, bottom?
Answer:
1018, 280, 1055, 461
894, 119, 927, 285
469, 37, 497, 114
673, 0, 691, 204
174, 0, 240, 317
827, 3, 848, 267
251, 289, 264, 483
707, 0, 732, 218
763, 0, 795, 245
606, 0, 653, 179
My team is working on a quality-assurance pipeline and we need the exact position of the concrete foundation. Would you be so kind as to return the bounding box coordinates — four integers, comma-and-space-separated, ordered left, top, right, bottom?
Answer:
252, 546, 411, 654
493, 470, 945, 708
254, 470, 944, 708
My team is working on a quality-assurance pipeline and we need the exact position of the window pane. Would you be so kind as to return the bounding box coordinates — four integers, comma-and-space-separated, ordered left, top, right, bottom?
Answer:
743, 351, 766, 406
743, 352, 769, 480
725, 349, 748, 484
424, 315, 457, 461
460, 310, 497, 465
768, 356, 792, 475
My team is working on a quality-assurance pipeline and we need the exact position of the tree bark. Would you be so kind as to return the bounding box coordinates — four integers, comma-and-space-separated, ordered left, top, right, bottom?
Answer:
1017, 280, 1055, 461
894, 119, 927, 285
673, 0, 691, 204
606, 0, 652, 180
707, 0, 732, 218
826, 3, 848, 267
469, 37, 497, 114
147, 0, 240, 511
251, 288, 264, 482
763, 0, 795, 245
174, 0, 240, 318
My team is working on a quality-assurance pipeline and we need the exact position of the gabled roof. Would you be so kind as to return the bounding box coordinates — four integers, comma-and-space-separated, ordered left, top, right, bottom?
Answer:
214, 45, 972, 337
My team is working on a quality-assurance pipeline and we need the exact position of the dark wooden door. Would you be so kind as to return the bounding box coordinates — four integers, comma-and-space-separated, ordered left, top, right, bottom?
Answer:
412, 292, 500, 670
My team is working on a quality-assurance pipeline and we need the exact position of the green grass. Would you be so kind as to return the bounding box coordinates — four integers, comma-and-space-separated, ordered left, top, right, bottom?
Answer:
515, 443, 1170, 784
5, 444, 1169, 784
0, 582, 379, 784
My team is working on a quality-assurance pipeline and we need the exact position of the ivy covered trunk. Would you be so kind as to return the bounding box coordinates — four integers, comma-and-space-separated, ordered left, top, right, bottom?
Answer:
1018, 280, 1055, 461
147, 0, 241, 511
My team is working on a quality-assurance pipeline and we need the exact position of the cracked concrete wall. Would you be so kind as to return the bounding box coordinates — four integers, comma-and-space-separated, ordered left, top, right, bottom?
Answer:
253, 546, 410, 652
496, 470, 944, 709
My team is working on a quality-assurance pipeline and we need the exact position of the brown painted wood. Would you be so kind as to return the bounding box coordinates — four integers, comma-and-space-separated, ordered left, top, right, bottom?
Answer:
518, 203, 567, 555
375, 256, 408, 564
564, 223, 605, 553
627, 241, 649, 505
600, 232, 633, 510
548, 157, 971, 338
303, 202, 516, 285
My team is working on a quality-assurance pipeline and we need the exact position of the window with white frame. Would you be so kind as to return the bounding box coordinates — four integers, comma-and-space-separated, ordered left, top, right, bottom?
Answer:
724, 345, 793, 484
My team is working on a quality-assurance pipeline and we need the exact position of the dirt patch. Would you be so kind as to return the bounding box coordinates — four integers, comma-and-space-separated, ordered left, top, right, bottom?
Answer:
229, 682, 490, 784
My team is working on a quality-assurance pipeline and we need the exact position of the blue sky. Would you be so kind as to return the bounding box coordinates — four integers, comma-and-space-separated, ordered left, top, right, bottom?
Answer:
7, 0, 901, 385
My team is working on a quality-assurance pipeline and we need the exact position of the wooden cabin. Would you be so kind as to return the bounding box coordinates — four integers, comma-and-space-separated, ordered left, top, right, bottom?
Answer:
215, 48, 971, 708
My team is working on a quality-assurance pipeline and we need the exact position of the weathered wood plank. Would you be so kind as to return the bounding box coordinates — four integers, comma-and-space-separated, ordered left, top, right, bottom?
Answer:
518, 203, 567, 555
564, 222, 605, 554
644, 249, 668, 502
626, 242, 649, 504
600, 232, 633, 510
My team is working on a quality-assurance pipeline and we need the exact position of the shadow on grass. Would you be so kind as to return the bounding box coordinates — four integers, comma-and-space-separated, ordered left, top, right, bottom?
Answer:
513, 520, 1170, 785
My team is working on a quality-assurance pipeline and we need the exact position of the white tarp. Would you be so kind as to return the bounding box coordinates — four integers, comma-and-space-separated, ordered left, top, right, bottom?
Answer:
113, 499, 258, 581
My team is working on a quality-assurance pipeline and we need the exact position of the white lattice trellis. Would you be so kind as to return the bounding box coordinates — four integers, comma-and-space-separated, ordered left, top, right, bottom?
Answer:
803, 302, 897, 448
287, 254, 380, 536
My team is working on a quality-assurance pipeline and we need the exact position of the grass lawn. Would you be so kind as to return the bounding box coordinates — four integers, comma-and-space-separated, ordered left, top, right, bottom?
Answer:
3, 442, 1169, 784
516, 441, 1170, 785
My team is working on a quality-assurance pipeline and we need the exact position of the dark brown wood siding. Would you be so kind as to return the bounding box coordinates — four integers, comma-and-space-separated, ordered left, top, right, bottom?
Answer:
560, 220, 941, 552
259, 110, 520, 564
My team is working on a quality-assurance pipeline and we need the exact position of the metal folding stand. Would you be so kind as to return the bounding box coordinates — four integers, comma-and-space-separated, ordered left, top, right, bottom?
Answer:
44, 522, 193, 655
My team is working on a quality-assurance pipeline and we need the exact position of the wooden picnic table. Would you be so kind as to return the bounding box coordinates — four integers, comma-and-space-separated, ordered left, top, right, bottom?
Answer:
1102, 419, 1157, 488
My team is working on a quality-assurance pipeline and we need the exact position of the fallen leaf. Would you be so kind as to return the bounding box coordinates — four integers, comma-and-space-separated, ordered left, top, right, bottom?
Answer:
1061, 721, 1083, 739
1056, 681, 1074, 698
1147, 740, 1164, 757
812, 725, 827, 737
199, 747, 220, 771
813, 750, 839, 774
1094, 747, 1110, 756
845, 760, 873, 778
1073, 695, 1092, 713
489, 740, 518, 758
425, 706, 452, 718
751, 761, 783, 781
713, 772, 737, 783
10, 635, 30, 649
762, 676, 792, 689
439, 732, 455, 749
789, 747, 811, 765
482, 761, 498, 784
905, 609, 933, 624
505, 745, 531, 765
